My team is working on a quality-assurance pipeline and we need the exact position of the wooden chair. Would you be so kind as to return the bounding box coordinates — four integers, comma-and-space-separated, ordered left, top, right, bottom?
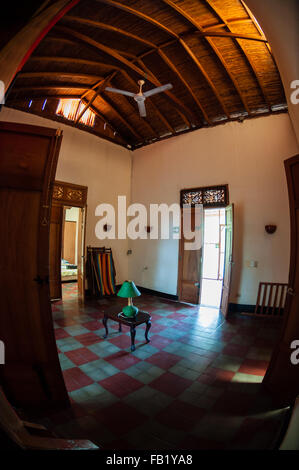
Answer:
0, 387, 99, 450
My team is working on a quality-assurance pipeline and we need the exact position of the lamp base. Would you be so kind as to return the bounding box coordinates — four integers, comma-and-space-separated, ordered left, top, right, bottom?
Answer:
122, 305, 138, 318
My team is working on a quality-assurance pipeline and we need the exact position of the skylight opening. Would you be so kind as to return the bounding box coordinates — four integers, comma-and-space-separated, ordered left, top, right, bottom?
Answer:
56, 99, 95, 127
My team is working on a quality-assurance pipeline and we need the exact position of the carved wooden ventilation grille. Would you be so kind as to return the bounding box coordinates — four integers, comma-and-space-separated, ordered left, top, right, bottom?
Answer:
180, 185, 228, 207
52, 180, 88, 207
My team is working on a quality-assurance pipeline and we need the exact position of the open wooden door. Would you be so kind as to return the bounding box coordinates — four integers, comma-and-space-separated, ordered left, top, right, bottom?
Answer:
263, 155, 299, 406
77, 207, 86, 302
49, 204, 63, 300
178, 206, 203, 304
220, 204, 234, 317
0, 122, 69, 408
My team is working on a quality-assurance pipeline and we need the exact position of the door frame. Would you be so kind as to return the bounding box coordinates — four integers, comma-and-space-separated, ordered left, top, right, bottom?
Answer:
51, 180, 88, 300
177, 185, 229, 304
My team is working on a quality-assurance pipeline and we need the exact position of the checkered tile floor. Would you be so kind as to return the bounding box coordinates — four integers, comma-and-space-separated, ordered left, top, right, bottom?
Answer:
45, 283, 288, 449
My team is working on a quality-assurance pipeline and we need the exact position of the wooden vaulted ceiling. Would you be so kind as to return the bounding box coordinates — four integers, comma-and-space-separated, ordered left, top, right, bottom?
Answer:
7, 0, 287, 149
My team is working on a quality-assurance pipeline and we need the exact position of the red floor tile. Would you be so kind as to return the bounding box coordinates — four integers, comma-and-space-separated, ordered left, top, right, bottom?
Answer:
238, 359, 269, 376
149, 335, 173, 350
149, 372, 192, 397
75, 332, 103, 346
54, 328, 70, 340
197, 367, 235, 387
108, 334, 138, 349
105, 351, 141, 370
63, 367, 94, 392
56, 318, 77, 327
99, 372, 143, 398
146, 351, 182, 370
65, 347, 99, 366
82, 320, 103, 331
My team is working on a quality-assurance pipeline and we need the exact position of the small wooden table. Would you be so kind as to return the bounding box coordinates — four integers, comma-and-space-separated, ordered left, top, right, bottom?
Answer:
102, 309, 151, 352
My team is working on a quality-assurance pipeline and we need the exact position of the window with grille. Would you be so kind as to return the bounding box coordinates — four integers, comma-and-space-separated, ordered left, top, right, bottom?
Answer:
56, 99, 95, 127
180, 185, 229, 207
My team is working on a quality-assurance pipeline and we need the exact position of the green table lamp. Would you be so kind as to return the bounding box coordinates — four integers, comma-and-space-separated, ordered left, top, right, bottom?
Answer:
117, 280, 141, 318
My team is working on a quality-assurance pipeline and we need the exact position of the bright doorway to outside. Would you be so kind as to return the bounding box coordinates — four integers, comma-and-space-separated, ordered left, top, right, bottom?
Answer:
200, 208, 226, 308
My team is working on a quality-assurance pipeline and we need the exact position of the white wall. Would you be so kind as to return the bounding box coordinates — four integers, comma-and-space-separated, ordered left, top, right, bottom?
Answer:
0, 106, 132, 285
129, 113, 299, 305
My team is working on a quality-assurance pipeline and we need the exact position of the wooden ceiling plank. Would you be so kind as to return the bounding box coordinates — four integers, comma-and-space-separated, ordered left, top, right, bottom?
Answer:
95, 0, 178, 38
179, 39, 230, 118
120, 69, 174, 134
162, 0, 250, 115
203, 0, 271, 109
240, 0, 272, 54
63, 15, 157, 49
158, 48, 211, 125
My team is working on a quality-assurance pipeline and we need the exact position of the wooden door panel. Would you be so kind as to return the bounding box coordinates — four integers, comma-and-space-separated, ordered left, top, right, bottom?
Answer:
77, 207, 86, 302
63, 221, 76, 264
263, 155, 299, 406
178, 206, 203, 304
49, 205, 63, 300
0, 122, 69, 408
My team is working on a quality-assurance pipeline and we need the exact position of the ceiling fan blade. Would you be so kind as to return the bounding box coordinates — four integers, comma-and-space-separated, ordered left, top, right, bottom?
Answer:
143, 83, 173, 98
137, 100, 147, 117
105, 87, 135, 97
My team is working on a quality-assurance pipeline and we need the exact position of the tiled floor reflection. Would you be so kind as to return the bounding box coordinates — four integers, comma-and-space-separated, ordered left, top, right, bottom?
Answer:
44, 283, 287, 449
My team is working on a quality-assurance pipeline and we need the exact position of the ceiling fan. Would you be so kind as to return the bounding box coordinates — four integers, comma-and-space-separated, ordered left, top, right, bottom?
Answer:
105, 80, 173, 117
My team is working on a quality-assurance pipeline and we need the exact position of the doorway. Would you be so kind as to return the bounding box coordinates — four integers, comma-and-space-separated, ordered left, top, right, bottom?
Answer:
49, 180, 87, 302
61, 206, 80, 283
200, 208, 226, 308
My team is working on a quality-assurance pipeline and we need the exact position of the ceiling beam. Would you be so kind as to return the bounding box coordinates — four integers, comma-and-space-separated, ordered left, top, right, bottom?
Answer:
75, 71, 117, 123
93, 1, 228, 118
203, 0, 271, 109
55, 24, 195, 126
162, 0, 250, 115
63, 15, 157, 49
10, 84, 93, 93
18, 71, 104, 82
29, 55, 121, 70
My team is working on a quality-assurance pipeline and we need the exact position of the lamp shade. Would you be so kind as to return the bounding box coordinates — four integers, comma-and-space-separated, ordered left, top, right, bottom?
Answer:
117, 280, 141, 298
